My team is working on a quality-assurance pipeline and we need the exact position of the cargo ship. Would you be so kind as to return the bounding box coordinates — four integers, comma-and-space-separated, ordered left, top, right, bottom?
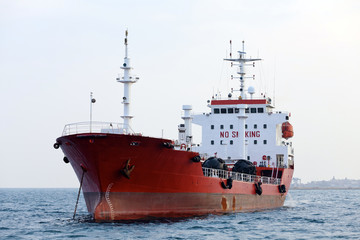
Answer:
54, 31, 294, 221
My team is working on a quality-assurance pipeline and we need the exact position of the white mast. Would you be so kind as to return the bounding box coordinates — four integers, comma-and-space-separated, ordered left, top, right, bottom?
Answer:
117, 30, 139, 133
224, 41, 261, 99
236, 104, 248, 159
224, 41, 261, 159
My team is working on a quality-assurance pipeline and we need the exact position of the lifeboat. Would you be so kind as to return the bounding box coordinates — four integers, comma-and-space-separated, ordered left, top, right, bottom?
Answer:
282, 121, 294, 139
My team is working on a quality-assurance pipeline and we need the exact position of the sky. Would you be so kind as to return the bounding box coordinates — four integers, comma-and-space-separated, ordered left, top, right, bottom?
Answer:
1, 0, 360, 187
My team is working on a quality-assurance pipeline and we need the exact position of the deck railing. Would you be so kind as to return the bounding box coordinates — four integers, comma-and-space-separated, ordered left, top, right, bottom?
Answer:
62, 121, 134, 136
202, 167, 281, 185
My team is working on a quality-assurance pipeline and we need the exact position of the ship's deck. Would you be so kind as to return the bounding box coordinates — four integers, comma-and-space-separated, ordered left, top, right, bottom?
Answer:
202, 167, 281, 185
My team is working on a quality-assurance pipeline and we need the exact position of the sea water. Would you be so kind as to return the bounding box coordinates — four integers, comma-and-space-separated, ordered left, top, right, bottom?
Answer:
0, 189, 359, 239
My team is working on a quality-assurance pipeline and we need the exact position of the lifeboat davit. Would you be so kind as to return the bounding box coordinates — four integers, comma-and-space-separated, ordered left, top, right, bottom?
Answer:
282, 121, 294, 139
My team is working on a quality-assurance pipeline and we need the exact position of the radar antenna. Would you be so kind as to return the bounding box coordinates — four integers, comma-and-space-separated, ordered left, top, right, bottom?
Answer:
224, 41, 261, 99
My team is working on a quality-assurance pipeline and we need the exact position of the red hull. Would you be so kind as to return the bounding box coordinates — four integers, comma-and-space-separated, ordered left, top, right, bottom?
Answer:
57, 133, 293, 221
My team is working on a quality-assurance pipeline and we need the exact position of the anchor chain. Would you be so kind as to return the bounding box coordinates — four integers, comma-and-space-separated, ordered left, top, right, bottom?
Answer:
73, 165, 87, 220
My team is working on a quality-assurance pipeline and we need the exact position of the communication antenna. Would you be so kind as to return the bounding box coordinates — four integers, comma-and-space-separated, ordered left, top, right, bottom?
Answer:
230, 40, 232, 58
90, 92, 96, 132
224, 41, 261, 99
273, 59, 276, 107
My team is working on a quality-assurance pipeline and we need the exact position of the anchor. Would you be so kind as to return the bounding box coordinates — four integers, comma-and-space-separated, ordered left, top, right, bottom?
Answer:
121, 159, 135, 179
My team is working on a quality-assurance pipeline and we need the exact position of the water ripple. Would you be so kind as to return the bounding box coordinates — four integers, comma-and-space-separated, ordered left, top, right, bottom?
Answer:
0, 189, 360, 239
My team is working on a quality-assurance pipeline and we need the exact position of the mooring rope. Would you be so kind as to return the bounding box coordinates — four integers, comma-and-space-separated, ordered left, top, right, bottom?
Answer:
73, 168, 85, 220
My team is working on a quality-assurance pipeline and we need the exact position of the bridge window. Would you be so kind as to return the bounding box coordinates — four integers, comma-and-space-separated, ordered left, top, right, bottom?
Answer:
221, 108, 226, 114
230, 124, 233, 129
211, 125, 214, 130
235, 108, 240, 113
263, 140, 267, 144
230, 140, 233, 145
220, 125, 224, 129
247, 156, 250, 160
214, 108, 220, 114
228, 108, 234, 114
250, 108, 256, 113
245, 108, 249, 113
211, 140, 214, 145
263, 124, 267, 129
254, 124, 257, 129
258, 108, 264, 113
245, 124, 248, 129
254, 140, 257, 144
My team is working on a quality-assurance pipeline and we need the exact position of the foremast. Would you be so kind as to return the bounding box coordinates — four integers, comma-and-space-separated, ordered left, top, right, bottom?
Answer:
117, 30, 139, 133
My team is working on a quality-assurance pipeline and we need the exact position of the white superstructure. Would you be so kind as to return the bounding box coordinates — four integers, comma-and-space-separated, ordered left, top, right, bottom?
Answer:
178, 42, 294, 169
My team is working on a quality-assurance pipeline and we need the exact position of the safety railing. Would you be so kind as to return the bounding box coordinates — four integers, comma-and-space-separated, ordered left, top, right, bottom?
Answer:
62, 121, 134, 136
202, 167, 281, 185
